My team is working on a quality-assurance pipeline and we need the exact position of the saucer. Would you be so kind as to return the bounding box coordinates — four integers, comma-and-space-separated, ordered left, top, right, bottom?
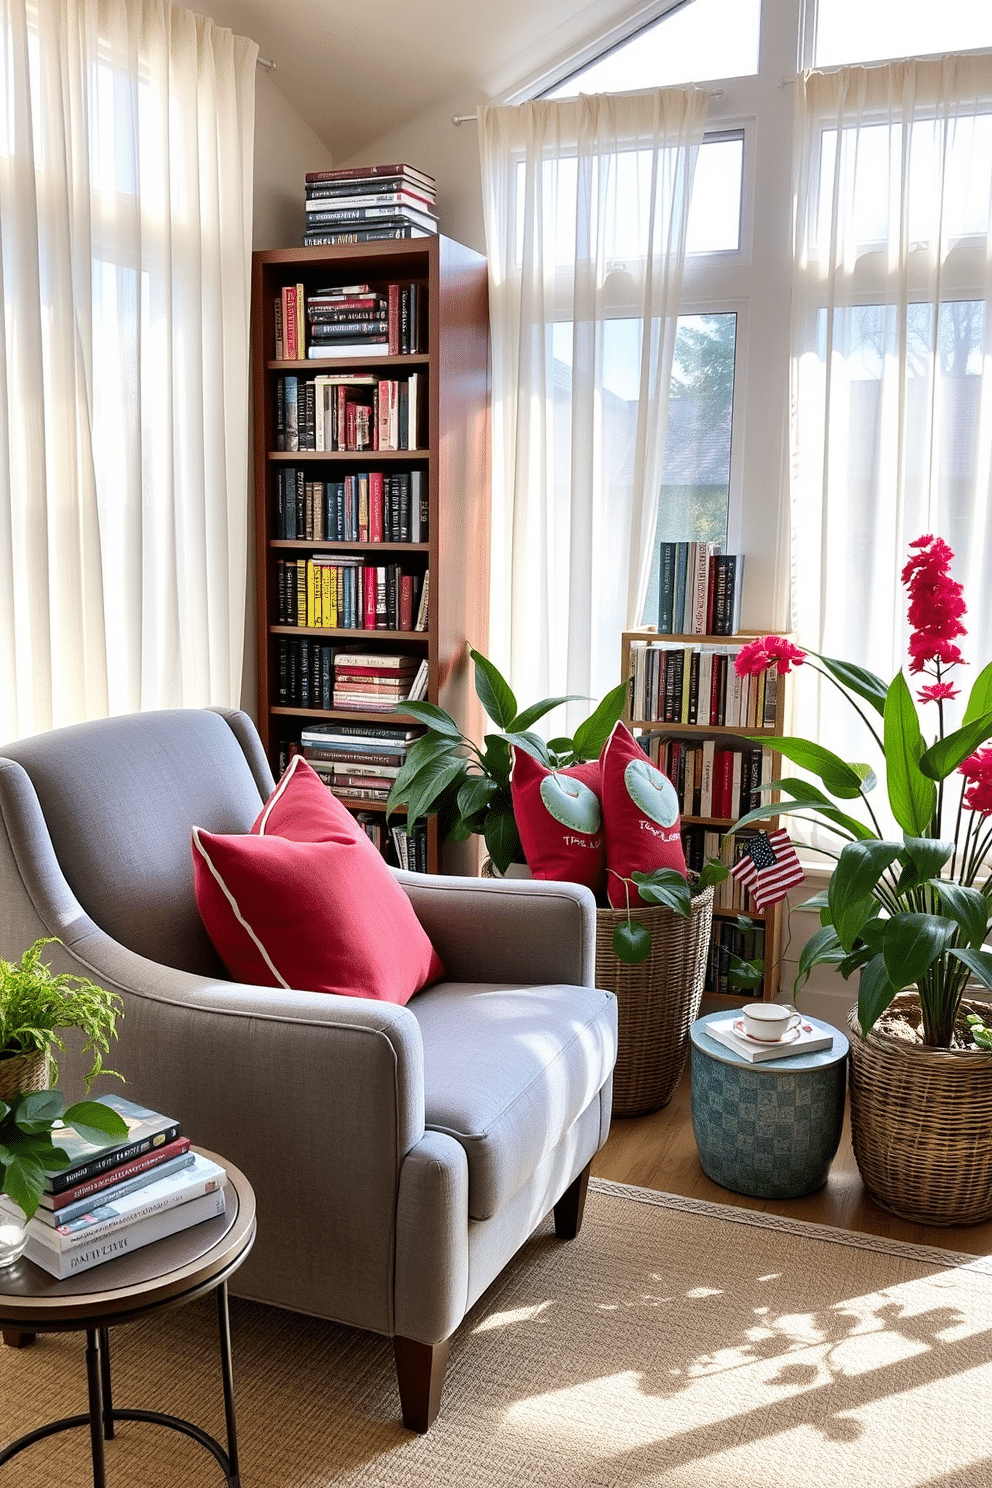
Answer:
734, 1018, 801, 1047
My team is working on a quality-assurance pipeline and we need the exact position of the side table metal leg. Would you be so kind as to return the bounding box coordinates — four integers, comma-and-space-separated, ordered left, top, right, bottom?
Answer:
99, 1327, 114, 1440
84, 1328, 107, 1488
217, 1281, 241, 1486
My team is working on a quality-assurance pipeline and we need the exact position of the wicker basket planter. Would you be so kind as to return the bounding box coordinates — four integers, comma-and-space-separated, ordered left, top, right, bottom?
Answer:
847, 994, 992, 1226
0, 1049, 49, 1101
596, 887, 714, 1117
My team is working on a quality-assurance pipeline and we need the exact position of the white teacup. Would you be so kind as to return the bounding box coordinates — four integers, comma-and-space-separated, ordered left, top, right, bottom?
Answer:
742, 1002, 801, 1042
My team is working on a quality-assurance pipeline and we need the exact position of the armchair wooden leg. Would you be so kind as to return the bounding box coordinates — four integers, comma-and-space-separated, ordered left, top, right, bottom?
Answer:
2, 1331, 36, 1348
553, 1160, 591, 1239
393, 1334, 451, 1433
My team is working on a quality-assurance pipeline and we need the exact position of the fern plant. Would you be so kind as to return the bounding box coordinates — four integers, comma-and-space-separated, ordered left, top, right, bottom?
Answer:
0, 937, 123, 1086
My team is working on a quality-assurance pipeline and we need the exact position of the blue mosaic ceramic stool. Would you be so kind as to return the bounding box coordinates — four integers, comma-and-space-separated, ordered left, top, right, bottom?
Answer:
690, 1011, 849, 1199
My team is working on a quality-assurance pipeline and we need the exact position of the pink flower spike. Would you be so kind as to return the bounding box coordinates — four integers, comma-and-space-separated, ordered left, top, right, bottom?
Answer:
917, 682, 959, 704
959, 748, 992, 817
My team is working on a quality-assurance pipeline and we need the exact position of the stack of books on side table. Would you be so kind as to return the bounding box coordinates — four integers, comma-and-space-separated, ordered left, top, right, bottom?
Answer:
705, 1015, 833, 1064
0, 1095, 225, 1279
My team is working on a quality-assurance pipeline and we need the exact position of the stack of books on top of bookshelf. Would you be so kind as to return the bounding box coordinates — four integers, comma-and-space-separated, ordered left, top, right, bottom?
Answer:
302, 163, 438, 247
657, 541, 744, 635
0, 1095, 225, 1280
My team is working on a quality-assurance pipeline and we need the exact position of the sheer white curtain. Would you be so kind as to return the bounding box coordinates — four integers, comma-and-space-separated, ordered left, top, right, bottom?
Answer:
790, 56, 992, 772
0, 0, 257, 741
479, 89, 708, 720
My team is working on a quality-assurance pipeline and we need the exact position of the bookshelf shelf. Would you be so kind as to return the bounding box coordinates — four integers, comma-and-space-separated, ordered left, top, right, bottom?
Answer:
621, 625, 791, 1003
252, 237, 490, 871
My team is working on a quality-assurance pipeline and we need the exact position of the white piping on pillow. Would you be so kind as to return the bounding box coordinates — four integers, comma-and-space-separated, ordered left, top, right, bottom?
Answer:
255, 751, 305, 837
191, 826, 290, 988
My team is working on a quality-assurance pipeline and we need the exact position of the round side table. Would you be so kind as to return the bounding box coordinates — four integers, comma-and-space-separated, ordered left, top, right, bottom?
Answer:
0, 1150, 256, 1488
690, 1012, 849, 1199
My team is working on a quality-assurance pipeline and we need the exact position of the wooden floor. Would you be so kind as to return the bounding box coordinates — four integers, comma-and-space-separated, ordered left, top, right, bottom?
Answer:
591, 1060, 992, 1257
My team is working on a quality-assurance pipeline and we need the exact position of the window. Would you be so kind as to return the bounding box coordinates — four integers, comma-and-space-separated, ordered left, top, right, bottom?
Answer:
813, 0, 992, 68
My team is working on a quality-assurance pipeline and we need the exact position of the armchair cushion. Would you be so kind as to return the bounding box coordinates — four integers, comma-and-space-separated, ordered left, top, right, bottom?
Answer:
408, 978, 617, 1220
192, 756, 442, 1003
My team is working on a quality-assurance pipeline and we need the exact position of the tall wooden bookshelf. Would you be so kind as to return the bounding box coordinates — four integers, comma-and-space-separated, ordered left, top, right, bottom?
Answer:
621, 626, 791, 1003
251, 237, 490, 872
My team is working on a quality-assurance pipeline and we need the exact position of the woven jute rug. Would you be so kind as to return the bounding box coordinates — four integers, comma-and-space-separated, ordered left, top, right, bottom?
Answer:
3, 1179, 991, 1487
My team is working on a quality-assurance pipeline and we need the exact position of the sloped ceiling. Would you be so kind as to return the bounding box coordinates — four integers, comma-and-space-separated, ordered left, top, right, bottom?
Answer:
190, 0, 654, 161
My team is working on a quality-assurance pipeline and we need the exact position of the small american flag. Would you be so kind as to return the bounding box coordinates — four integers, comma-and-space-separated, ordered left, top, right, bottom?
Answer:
730, 829, 805, 910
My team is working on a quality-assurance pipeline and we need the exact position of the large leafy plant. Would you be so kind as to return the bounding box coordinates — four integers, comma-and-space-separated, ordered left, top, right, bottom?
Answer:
386, 648, 630, 872
0, 938, 127, 1218
731, 536, 992, 1048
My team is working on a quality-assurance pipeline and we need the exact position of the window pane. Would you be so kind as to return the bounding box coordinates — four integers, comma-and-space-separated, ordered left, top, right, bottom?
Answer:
814, 0, 992, 67
545, 0, 760, 98
687, 136, 742, 253
642, 313, 736, 625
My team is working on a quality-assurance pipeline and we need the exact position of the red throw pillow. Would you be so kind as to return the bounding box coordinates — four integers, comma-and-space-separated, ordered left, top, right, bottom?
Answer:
600, 722, 687, 906
510, 748, 606, 895
192, 756, 442, 1003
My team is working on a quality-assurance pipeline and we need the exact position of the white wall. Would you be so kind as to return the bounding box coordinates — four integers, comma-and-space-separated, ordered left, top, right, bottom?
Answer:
250, 64, 335, 249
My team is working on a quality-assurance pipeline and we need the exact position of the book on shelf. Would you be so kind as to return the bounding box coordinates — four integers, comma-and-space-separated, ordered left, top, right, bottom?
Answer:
10, 1185, 227, 1280
703, 1015, 833, 1063
656, 542, 745, 636
304, 162, 436, 191
303, 225, 435, 245
43, 1094, 182, 1196
37, 1139, 195, 1220
414, 570, 429, 630
34, 1154, 225, 1246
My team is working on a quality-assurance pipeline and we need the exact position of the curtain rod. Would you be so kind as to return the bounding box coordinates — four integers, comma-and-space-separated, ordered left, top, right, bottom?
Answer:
453, 86, 723, 124
257, 55, 276, 71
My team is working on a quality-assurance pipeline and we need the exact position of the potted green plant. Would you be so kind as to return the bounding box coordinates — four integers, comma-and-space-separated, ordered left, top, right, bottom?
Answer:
729, 534, 992, 1223
386, 646, 632, 872
0, 938, 127, 1231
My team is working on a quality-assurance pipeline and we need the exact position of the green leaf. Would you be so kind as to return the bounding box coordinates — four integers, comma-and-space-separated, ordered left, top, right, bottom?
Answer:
949, 947, 992, 989
964, 660, 992, 725
727, 956, 764, 990
857, 954, 898, 1035
612, 920, 652, 964
397, 700, 464, 739
919, 711, 992, 780
394, 754, 467, 826
571, 680, 631, 761
883, 671, 937, 835
484, 807, 522, 874
730, 797, 872, 840
503, 731, 552, 767
480, 735, 512, 789
931, 883, 990, 949
696, 859, 729, 890
811, 653, 889, 715
881, 912, 956, 991
897, 836, 954, 893
59, 1101, 129, 1144
759, 737, 868, 799
794, 924, 843, 990
12, 1089, 63, 1133
511, 696, 581, 732
1, 1152, 48, 1220
456, 776, 499, 820
630, 869, 691, 916
470, 649, 517, 730
387, 734, 463, 809
827, 840, 902, 949
794, 889, 830, 914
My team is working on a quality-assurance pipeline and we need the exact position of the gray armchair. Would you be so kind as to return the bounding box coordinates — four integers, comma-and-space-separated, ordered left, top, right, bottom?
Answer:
0, 708, 617, 1430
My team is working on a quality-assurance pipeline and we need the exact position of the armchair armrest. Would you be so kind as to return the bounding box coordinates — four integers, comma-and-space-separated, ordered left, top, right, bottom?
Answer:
392, 870, 597, 987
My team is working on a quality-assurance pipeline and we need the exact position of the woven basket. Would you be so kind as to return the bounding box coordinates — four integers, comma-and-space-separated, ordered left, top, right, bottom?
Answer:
596, 887, 714, 1117
847, 995, 992, 1226
0, 1048, 50, 1101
